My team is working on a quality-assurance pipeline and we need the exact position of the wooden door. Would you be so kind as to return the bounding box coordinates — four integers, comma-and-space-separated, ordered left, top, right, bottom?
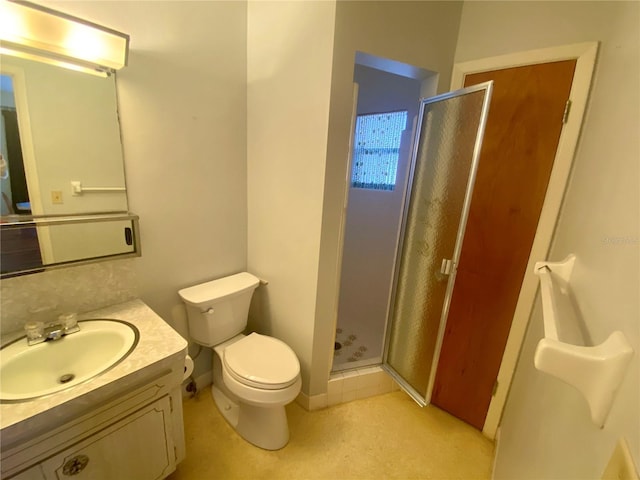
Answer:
431, 60, 576, 429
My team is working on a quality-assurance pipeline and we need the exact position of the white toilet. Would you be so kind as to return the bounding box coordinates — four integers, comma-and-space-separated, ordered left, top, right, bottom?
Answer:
178, 272, 301, 450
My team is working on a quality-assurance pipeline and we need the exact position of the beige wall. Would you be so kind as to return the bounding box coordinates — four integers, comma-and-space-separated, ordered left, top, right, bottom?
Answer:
312, 1, 464, 395
1, 1, 248, 378
453, 2, 639, 477
246, 0, 337, 394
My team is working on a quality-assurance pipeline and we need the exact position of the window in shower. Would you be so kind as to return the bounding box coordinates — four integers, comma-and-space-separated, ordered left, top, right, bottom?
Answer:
351, 110, 407, 191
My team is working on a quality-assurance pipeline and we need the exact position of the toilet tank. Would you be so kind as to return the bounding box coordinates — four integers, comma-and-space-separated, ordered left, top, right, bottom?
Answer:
178, 272, 260, 347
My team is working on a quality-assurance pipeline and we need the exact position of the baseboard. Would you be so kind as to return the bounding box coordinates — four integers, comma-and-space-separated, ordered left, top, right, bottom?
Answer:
602, 438, 639, 480
491, 426, 501, 480
186, 366, 398, 410
296, 391, 328, 411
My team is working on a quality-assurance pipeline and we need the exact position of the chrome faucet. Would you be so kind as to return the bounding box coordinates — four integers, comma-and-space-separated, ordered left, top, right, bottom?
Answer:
25, 313, 80, 346
46, 326, 65, 342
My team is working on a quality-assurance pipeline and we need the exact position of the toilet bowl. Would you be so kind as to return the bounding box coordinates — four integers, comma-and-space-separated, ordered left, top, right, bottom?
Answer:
178, 272, 301, 450
212, 333, 301, 449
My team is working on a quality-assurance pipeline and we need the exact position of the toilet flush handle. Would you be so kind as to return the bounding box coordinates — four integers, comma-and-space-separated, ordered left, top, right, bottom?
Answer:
204, 307, 214, 315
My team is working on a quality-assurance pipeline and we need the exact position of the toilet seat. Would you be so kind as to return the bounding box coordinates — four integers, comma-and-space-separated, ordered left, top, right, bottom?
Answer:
223, 333, 300, 390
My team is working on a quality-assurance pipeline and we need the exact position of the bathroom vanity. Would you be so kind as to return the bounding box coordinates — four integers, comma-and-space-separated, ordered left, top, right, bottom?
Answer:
0, 300, 187, 480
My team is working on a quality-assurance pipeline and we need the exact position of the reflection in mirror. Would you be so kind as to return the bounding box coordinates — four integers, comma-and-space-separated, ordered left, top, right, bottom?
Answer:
0, 54, 127, 218
1, 213, 140, 278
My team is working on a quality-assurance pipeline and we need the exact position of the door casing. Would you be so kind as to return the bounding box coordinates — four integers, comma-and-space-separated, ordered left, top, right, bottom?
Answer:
448, 42, 599, 439
1, 64, 53, 262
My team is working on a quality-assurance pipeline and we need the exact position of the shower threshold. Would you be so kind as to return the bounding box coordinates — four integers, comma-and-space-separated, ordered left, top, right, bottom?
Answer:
332, 356, 382, 373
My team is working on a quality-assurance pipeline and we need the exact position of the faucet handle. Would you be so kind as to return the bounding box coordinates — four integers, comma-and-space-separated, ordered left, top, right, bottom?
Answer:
24, 321, 44, 343
59, 313, 79, 333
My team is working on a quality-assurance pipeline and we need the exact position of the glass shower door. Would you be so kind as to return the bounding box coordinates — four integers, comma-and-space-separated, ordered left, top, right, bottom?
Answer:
383, 82, 493, 405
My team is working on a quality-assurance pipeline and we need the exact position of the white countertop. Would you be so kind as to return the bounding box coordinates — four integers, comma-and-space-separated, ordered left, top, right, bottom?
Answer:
0, 299, 188, 446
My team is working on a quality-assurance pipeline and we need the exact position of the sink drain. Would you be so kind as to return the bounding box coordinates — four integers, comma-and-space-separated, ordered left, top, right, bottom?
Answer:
59, 373, 75, 384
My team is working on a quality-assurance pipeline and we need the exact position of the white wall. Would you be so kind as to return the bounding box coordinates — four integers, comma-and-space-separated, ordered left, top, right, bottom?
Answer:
246, 0, 337, 394
313, 0, 464, 395
454, 2, 639, 477
1, 1, 248, 379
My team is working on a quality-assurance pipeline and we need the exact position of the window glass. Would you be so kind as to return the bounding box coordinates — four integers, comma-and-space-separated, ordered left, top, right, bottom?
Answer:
351, 110, 407, 191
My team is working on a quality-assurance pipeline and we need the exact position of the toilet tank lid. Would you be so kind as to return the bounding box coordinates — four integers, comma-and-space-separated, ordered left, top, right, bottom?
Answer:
178, 272, 260, 306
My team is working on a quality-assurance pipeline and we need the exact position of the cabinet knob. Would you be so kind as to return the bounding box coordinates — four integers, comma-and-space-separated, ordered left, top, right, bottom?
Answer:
62, 455, 89, 476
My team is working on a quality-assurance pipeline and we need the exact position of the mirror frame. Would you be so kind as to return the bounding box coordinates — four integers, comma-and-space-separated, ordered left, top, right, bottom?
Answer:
0, 2, 137, 279
0, 212, 141, 278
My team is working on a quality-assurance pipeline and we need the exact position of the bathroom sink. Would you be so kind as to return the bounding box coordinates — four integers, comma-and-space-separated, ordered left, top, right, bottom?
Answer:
0, 319, 139, 402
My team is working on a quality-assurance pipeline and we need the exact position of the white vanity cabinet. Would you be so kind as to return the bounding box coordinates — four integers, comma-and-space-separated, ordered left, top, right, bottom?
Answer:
40, 395, 175, 479
0, 301, 188, 480
3, 375, 184, 480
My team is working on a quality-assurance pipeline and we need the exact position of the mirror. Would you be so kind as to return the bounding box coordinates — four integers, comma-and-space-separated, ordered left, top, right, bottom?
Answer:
0, 54, 127, 217
0, 3, 137, 278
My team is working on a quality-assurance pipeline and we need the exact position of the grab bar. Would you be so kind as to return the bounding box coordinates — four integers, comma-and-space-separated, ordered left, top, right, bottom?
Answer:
71, 181, 126, 195
533, 254, 633, 427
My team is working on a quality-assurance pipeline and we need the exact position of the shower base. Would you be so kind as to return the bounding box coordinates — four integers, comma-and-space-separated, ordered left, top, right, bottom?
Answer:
332, 323, 383, 372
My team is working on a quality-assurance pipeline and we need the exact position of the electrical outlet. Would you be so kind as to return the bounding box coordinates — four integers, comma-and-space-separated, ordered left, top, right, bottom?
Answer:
51, 191, 63, 204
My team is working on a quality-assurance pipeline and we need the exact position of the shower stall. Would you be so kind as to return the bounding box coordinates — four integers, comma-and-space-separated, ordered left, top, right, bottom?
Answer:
332, 61, 423, 371
333, 59, 492, 406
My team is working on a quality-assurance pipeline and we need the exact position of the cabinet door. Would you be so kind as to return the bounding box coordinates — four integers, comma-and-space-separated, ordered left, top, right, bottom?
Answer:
41, 396, 175, 480
8, 465, 45, 480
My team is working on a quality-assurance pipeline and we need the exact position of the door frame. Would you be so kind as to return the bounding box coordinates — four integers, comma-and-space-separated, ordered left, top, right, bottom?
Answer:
1, 64, 54, 263
448, 42, 598, 439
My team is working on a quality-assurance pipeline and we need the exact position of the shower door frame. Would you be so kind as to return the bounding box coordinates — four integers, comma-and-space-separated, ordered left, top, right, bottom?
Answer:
381, 81, 493, 407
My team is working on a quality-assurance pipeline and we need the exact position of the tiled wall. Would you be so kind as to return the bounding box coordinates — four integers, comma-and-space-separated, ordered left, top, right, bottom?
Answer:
328, 366, 400, 406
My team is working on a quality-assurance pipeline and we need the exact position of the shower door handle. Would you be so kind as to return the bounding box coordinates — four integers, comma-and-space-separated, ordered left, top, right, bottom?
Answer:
440, 259, 453, 276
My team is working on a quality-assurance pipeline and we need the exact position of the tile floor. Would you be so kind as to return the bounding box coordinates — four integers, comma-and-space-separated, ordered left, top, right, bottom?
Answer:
168, 388, 494, 479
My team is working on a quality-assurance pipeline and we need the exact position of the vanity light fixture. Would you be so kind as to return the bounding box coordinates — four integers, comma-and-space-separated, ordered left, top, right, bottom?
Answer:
0, 0, 129, 77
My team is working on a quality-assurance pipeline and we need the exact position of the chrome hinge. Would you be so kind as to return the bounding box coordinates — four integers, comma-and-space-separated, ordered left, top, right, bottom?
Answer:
492, 380, 499, 396
562, 99, 572, 124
